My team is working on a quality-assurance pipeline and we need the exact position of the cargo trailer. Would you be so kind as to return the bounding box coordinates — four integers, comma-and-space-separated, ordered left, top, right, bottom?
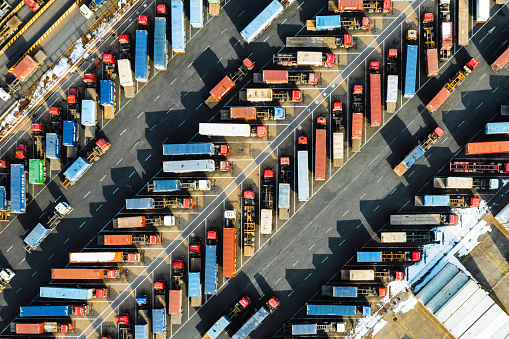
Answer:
476, 0, 489, 22
315, 117, 327, 180
154, 16, 168, 70
62, 121, 77, 147
285, 35, 354, 49
51, 268, 120, 280
162, 143, 230, 156
10, 164, 25, 214
163, 159, 229, 173
40, 286, 107, 300
307, 304, 357, 316
465, 141, 509, 155
199, 123, 266, 137
28, 159, 44, 185
135, 18, 149, 82
492, 46, 509, 72
20, 305, 89, 317
390, 213, 457, 225
190, 0, 203, 27
223, 215, 236, 277
297, 137, 310, 201
171, 0, 185, 53
204, 230, 218, 295
231, 297, 279, 339
369, 61, 381, 126
46, 133, 60, 159
404, 44, 418, 98
69, 251, 141, 263
240, 0, 288, 43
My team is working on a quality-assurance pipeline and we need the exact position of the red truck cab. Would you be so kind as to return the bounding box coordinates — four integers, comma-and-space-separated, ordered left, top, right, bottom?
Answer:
292, 90, 302, 102
264, 168, 274, 179
24, 0, 41, 12
173, 260, 184, 271
353, 84, 363, 95
190, 243, 201, 254
0, 159, 8, 169
423, 12, 434, 23
157, 4, 166, 14
117, 315, 129, 326
96, 138, 111, 152
73, 305, 88, 315
298, 136, 307, 146
49, 107, 61, 115
395, 271, 404, 280
138, 15, 149, 26
103, 54, 115, 64
68, 88, 79, 103
149, 234, 162, 244
15, 144, 27, 160
219, 144, 231, 155
378, 287, 387, 297
470, 197, 480, 207
84, 73, 96, 84
325, 53, 337, 67
238, 296, 251, 309
119, 35, 130, 45
95, 288, 108, 299
182, 197, 193, 209
207, 229, 218, 240
411, 251, 421, 261
267, 297, 280, 310
317, 116, 326, 127
362, 17, 371, 29
126, 253, 140, 262
333, 102, 343, 112
242, 57, 255, 70
107, 269, 121, 279
465, 57, 479, 71
343, 34, 353, 48
243, 190, 255, 200
154, 280, 165, 290
31, 123, 42, 132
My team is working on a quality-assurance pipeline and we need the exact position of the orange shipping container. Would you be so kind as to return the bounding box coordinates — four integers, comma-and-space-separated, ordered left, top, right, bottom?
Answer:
52, 268, 105, 280
12, 56, 38, 81
262, 70, 288, 84
113, 216, 146, 228
426, 87, 451, 113
352, 113, 363, 139
369, 74, 381, 126
230, 107, 257, 120
168, 290, 182, 315
466, 141, 509, 155
315, 130, 326, 180
426, 49, 439, 77
209, 76, 235, 101
16, 323, 45, 334
101, 234, 132, 246
223, 228, 236, 277
338, 0, 363, 11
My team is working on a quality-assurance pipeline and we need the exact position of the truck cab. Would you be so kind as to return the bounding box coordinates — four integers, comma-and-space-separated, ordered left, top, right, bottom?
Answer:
207, 230, 218, 245
172, 259, 184, 278
24, 0, 43, 12
103, 54, 116, 79
119, 34, 131, 59
0, 268, 15, 286
106, 269, 121, 279
15, 144, 27, 160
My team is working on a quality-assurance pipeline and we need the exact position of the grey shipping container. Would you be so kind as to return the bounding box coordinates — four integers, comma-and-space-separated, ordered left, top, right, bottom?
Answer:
126, 198, 153, 209
45, 133, 60, 159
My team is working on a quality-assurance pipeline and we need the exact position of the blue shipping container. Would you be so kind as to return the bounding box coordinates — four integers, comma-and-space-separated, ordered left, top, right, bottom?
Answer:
171, 0, 185, 53
163, 143, 215, 156
24, 223, 50, 249
62, 121, 77, 147
10, 164, 25, 214
240, 0, 284, 43
135, 30, 149, 82
20, 305, 73, 317
126, 198, 154, 209
152, 309, 166, 334
64, 157, 91, 183
485, 122, 509, 135
100, 80, 115, 106
333, 286, 358, 298
188, 272, 201, 297
292, 324, 317, 335
404, 45, 418, 98
0, 186, 7, 211
206, 316, 231, 339
402, 145, 425, 169
152, 180, 181, 192
423, 195, 450, 206
231, 307, 270, 339
46, 133, 60, 159
307, 304, 356, 316
190, 0, 204, 28
362, 305, 371, 316
81, 100, 96, 126
154, 17, 168, 71
316, 15, 342, 30
278, 183, 290, 209
204, 245, 217, 295
40, 286, 93, 300
135, 324, 148, 339
357, 252, 383, 262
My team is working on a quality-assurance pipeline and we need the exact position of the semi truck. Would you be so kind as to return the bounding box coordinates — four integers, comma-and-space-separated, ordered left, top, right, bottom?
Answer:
253, 70, 319, 85
171, 0, 185, 53
163, 143, 230, 156
423, 13, 439, 77
297, 137, 310, 201
307, 304, 370, 317
147, 179, 211, 192
163, 159, 229, 173
189, 240, 202, 307
243, 190, 256, 256
220, 106, 286, 120
380, 230, 441, 243
351, 85, 364, 152
393, 127, 445, 176
100, 80, 115, 120
240, 0, 291, 43
0, 268, 15, 293
492, 45, 509, 72
125, 197, 193, 210
82, 73, 98, 139
205, 58, 254, 108
279, 156, 291, 220
341, 269, 404, 281
327, 0, 392, 12
273, 52, 337, 67
223, 209, 237, 277
10, 164, 25, 214
390, 213, 458, 225
332, 101, 345, 166
199, 123, 266, 137
6, 51, 47, 96
231, 297, 280, 339
135, 16, 149, 82
433, 177, 499, 190
118, 35, 136, 98
169, 259, 184, 324
285, 35, 354, 49
465, 141, 509, 155
357, 251, 421, 262
386, 48, 398, 113
117, 314, 131, 339
23, 202, 72, 252
450, 161, 509, 173
322, 285, 386, 297
97, 233, 162, 245
154, 5, 168, 71
315, 117, 327, 180
239, 88, 303, 103
369, 61, 381, 126
414, 195, 480, 208
11, 322, 74, 334
153, 277, 166, 339
113, 215, 176, 228
51, 268, 120, 280
20, 305, 89, 317
40, 286, 108, 300
404, 30, 418, 98
135, 295, 149, 339
61, 138, 111, 189
426, 58, 479, 113
204, 230, 218, 295
261, 168, 275, 234
306, 15, 371, 31
202, 296, 251, 339
69, 251, 142, 263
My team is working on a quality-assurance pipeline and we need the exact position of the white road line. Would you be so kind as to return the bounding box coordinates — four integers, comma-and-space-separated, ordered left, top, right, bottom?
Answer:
100, 175, 107, 181
377, 175, 384, 182
150, 124, 157, 131
360, 193, 367, 199
293, 260, 299, 266
373, 205, 380, 212
63, 238, 70, 245
84, 191, 91, 198
321, 257, 328, 263
137, 112, 144, 118
196, 103, 203, 110
391, 187, 397, 195
187, 62, 193, 68
129, 171, 136, 178
171, 78, 177, 84
120, 129, 126, 136
96, 205, 102, 211
338, 239, 345, 247
39, 211, 46, 219
309, 244, 315, 251
153, 95, 160, 101
342, 210, 350, 216
441, 136, 449, 144
6, 245, 12, 252
145, 154, 151, 161
221, 28, 227, 34
113, 188, 119, 194
79, 222, 86, 228
204, 45, 210, 51
47, 254, 54, 261
458, 120, 465, 127
304, 273, 312, 280
31, 271, 37, 277
288, 290, 294, 297
179, 120, 186, 127
476, 102, 483, 110
200, 74, 207, 80
326, 226, 332, 233
116, 158, 122, 165
237, 10, 245, 17
16, 288, 21, 293
494, 86, 500, 92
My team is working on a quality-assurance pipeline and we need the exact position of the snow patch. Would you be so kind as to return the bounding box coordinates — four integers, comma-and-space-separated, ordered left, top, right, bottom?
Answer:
392, 295, 418, 314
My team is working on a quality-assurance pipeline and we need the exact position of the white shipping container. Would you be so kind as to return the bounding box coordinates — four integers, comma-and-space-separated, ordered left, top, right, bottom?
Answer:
386, 75, 398, 103
260, 209, 272, 234
476, 0, 489, 22
297, 51, 323, 65
163, 160, 215, 173
332, 132, 344, 166
381, 232, 407, 243
118, 59, 134, 87
246, 88, 273, 102
199, 123, 252, 137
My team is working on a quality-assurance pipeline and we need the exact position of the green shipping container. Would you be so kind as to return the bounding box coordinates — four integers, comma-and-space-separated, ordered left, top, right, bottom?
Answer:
29, 159, 44, 184
208, 0, 220, 3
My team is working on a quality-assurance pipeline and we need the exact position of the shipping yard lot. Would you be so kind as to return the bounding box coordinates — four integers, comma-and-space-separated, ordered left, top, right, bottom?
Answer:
0, 0, 507, 337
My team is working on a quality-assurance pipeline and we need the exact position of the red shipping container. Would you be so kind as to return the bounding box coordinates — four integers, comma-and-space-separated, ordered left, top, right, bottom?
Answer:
338, 0, 363, 11
262, 70, 288, 84
441, 22, 453, 50
426, 87, 451, 113
352, 113, 363, 140
12, 56, 38, 81
426, 49, 439, 77
168, 290, 182, 315
209, 76, 235, 101
230, 107, 257, 119
223, 228, 236, 277
369, 73, 381, 126
315, 129, 326, 180
103, 235, 132, 246
114, 216, 146, 228
466, 141, 509, 155
16, 323, 44, 334
492, 46, 509, 72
